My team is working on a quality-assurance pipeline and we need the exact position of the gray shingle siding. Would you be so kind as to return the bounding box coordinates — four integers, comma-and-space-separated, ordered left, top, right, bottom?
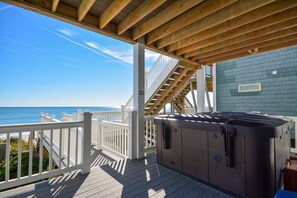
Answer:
216, 45, 297, 116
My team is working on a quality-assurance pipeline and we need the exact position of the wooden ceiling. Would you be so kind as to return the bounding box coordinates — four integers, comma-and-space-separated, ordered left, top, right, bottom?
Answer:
3, 0, 297, 66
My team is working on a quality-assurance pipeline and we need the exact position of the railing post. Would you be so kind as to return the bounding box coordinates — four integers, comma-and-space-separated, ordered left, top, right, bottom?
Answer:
121, 105, 125, 123
81, 112, 92, 174
77, 109, 82, 120
97, 120, 102, 150
73, 113, 77, 121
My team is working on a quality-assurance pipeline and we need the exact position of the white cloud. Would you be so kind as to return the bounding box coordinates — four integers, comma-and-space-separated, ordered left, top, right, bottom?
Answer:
57, 28, 76, 37
0, 5, 12, 11
86, 41, 133, 64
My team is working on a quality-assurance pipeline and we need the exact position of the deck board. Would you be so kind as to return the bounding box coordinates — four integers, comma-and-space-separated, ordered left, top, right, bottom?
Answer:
0, 152, 232, 198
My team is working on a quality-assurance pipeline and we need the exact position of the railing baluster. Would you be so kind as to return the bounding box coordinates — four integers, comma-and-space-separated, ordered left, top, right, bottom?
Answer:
49, 129, 53, 172
18, 132, 22, 179
29, 131, 33, 177
59, 128, 62, 170
39, 130, 43, 174
75, 127, 78, 165
5, 133, 10, 182
67, 128, 70, 167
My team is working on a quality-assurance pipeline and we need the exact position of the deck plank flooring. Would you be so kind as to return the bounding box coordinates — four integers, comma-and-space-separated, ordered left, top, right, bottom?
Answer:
1, 152, 232, 198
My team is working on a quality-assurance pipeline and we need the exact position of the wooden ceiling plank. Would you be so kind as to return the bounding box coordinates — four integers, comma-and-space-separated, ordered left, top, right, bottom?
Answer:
156, 0, 275, 49
169, 1, 297, 53
175, 7, 297, 56
185, 18, 297, 59
118, 0, 166, 35
192, 26, 297, 61
99, 0, 131, 29
201, 33, 297, 63
132, 0, 203, 40
205, 40, 297, 64
146, 0, 237, 45
52, 0, 59, 12
4, 0, 134, 43
146, 45, 199, 66
78, 0, 96, 21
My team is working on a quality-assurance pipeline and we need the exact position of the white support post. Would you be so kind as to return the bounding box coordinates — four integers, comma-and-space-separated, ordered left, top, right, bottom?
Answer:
121, 105, 125, 123
81, 112, 92, 174
132, 38, 145, 159
196, 66, 206, 112
213, 64, 217, 112
190, 82, 197, 113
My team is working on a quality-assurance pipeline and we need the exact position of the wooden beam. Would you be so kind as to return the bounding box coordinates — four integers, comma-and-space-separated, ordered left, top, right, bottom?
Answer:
78, 0, 96, 21
156, 0, 275, 49
118, 0, 166, 35
3, 0, 134, 44
145, 44, 199, 66
99, 0, 131, 29
146, 0, 237, 45
182, 17, 297, 58
204, 39, 297, 64
146, 68, 190, 115
133, 0, 203, 40
192, 26, 297, 61
175, 7, 297, 56
168, 1, 297, 52
52, 0, 59, 12
153, 69, 196, 115
201, 33, 297, 63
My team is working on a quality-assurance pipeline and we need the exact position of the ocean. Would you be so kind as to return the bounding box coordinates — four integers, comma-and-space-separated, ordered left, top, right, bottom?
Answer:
0, 107, 119, 125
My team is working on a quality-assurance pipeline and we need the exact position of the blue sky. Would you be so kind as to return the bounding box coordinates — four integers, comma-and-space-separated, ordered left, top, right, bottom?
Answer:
0, 2, 160, 107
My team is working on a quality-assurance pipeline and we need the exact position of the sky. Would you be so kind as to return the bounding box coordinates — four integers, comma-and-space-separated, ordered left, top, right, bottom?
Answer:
0, 2, 160, 107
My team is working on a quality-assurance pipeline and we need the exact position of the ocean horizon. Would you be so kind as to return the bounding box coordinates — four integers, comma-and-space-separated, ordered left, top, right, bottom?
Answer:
0, 106, 120, 125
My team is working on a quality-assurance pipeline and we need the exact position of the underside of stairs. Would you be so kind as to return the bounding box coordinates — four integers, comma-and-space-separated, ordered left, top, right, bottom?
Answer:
172, 76, 213, 114
144, 62, 196, 116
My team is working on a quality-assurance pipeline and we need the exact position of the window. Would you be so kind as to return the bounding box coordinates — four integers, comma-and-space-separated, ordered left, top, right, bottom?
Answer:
238, 83, 261, 92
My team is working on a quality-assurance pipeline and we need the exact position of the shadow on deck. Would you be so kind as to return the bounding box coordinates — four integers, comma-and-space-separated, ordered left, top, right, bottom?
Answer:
0, 148, 232, 198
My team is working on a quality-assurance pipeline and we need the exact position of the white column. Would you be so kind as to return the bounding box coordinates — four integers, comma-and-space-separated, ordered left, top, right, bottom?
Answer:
81, 112, 92, 174
196, 66, 206, 112
132, 38, 145, 159
213, 63, 217, 112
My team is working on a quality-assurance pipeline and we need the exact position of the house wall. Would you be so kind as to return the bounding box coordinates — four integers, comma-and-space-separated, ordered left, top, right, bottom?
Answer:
216, 45, 297, 116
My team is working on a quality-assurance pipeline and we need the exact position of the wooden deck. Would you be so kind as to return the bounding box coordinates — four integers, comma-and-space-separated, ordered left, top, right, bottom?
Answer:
1, 150, 232, 198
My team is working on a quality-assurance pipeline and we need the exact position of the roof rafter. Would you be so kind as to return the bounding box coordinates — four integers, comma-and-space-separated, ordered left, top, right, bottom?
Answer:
186, 18, 297, 58
132, 0, 203, 40
176, 7, 297, 56
146, 0, 237, 45
78, 0, 96, 21
201, 34, 297, 63
192, 26, 297, 61
168, 0, 297, 53
99, 0, 131, 29
156, 0, 275, 49
118, 0, 166, 35
204, 39, 297, 64
52, 0, 59, 12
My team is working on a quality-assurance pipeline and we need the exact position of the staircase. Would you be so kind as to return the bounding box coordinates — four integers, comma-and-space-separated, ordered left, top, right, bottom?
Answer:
123, 55, 201, 117
145, 64, 196, 116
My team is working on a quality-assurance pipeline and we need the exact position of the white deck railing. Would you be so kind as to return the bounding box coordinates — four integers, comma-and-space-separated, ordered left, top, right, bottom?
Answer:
99, 121, 129, 157
144, 116, 156, 152
0, 112, 92, 191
